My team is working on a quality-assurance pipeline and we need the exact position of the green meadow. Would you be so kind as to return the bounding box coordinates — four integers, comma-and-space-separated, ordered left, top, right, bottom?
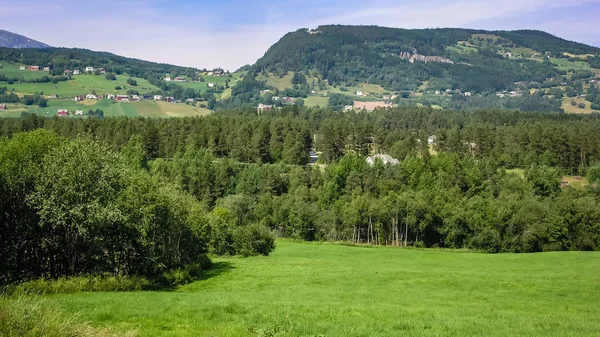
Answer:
47, 240, 600, 337
0, 99, 211, 118
0, 62, 50, 80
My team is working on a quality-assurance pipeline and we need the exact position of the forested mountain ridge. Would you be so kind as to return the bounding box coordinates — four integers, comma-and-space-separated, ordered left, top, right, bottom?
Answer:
221, 25, 600, 111
0, 30, 50, 48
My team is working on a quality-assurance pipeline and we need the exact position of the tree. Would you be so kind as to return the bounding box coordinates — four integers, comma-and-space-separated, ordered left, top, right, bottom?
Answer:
127, 78, 138, 86
105, 73, 117, 81
295, 97, 305, 107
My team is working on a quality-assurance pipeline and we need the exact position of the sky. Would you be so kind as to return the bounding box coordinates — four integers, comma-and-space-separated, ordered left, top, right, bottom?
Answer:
2, 0, 600, 71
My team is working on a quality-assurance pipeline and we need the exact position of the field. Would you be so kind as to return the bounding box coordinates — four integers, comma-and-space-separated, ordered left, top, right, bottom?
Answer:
562, 97, 597, 114
0, 62, 50, 80
46, 240, 600, 337
304, 96, 328, 107
0, 99, 211, 118
551, 58, 596, 72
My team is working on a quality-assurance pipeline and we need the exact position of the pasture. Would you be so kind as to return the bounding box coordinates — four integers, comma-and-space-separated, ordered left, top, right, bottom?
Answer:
562, 97, 596, 114
48, 240, 600, 336
0, 99, 211, 118
0, 62, 50, 80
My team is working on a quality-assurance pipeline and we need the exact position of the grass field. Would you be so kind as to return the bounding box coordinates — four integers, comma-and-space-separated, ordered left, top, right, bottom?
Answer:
0, 99, 211, 118
46, 240, 600, 337
562, 97, 597, 114
0, 62, 50, 80
551, 58, 597, 72
304, 96, 328, 107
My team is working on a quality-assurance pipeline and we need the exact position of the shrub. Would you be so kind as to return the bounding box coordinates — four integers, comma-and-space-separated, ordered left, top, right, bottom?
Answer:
578, 103, 586, 109
114, 86, 122, 90
233, 223, 276, 257
4, 275, 153, 295
105, 73, 116, 81
469, 228, 502, 253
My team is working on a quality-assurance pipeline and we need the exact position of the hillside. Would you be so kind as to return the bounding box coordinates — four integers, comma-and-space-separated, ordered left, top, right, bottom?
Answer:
0, 46, 241, 118
223, 25, 600, 113
0, 30, 50, 48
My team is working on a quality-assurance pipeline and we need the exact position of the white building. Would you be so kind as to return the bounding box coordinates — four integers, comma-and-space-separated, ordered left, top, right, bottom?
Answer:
356, 90, 363, 96
85, 94, 98, 100
366, 154, 400, 166
208, 82, 215, 88
344, 105, 354, 111
73, 70, 81, 75
154, 95, 163, 101
85, 67, 95, 72
165, 76, 172, 82
19, 66, 25, 70
75, 110, 84, 116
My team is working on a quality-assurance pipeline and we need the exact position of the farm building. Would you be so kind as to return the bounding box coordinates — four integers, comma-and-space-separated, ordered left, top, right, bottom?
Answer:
154, 95, 163, 101
73, 70, 81, 75
49, 94, 58, 99
166, 97, 175, 103
0, 104, 6, 110
186, 98, 195, 103
214, 70, 224, 76
356, 90, 363, 96
282, 97, 294, 104
208, 82, 215, 88
366, 154, 400, 166
257, 103, 273, 112
43, 66, 50, 72
142, 94, 153, 100
29, 66, 39, 71
132, 95, 140, 102
165, 76, 172, 82
57, 109, 68, 117
64, 70, 72, 75
85, 67, 95, 72
19, 66, 25, 70
106, 94, 115, 99
174, 77, 186, 82
98, 68, 106, 74
116, 95, 129, 102
86, 94, 98, 100
75, 110, 84, 116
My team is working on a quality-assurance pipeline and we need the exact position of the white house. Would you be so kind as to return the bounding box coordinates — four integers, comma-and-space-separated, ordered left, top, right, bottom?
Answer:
43, 67, 50, 72
186, 98, 195, 103
153, 95, 163, 101
106, 94, 115, 100
19, 66, 25, 70
132, 95, 140, 101
207, 71, 214, 76
208, 82, 215, 88
344, 105, 353, 111
165, 76, 172, 82
366, 154, 400, 166
464, 92, 472, 97
73, 70, 81, 75
85, 94, 98, 100
85, 67, 95, 72
75, 110, 84, 116
356, 90, 363, 96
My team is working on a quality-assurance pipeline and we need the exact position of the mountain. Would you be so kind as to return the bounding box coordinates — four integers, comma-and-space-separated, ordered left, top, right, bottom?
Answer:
0, 30, 51, 48
221, 25, 600, 112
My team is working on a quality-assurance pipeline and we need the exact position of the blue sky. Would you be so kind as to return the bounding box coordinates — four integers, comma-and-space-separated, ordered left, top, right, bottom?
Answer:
2, 0, 599, 70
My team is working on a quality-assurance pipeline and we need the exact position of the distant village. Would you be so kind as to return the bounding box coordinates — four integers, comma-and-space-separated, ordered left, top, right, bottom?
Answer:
18, 64, 229, 116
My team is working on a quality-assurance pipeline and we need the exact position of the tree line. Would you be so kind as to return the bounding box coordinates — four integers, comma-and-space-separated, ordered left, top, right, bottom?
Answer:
0, 130, 275, 285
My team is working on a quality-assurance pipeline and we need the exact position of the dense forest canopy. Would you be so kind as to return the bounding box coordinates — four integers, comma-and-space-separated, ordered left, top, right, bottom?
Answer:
2, 106, 600, 280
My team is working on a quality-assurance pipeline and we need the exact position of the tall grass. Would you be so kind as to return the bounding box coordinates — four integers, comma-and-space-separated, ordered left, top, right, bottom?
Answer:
0, 296, 136, 337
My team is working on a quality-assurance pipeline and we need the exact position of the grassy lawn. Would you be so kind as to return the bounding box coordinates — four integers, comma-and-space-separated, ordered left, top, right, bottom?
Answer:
49, 240, 600, 337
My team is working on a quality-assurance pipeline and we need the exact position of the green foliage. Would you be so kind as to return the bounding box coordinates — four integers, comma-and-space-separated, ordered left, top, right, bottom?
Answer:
126, 78, 137, 86
0, 296, 135, 337
233, 223, 276, 257
104, 73, 116, 81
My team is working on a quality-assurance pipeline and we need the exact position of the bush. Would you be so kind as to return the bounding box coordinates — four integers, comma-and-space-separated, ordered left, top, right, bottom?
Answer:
114, 86, 122, 90
233, 223, 276, 257
126, 78, 137, 86
105, 73, 116, 81
4, 275, 153, 295
469, 228, 502, 253
578, 103, 586, 109
587, 165, 600, 183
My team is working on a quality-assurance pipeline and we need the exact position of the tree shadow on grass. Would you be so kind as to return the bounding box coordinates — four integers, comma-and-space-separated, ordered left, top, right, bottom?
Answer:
196, 261, 235, 282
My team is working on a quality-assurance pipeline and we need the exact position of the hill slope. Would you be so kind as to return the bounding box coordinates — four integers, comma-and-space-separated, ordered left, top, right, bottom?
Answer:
0, 30, 50, 48
223, 25, 600, 112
